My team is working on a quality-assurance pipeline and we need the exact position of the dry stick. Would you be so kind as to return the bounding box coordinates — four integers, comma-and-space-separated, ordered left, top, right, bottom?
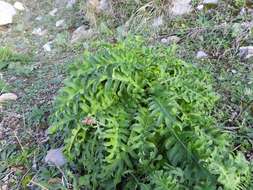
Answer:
2, 171, 14, 182
29, 179, 49, 190
14, 131, 24, 152
55, 165, 69, 189
235, 99, 253, 122
17, 168, 32, 189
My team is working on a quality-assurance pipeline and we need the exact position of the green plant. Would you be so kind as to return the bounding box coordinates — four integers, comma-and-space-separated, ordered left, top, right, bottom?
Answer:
50, 37, 251, 189
0, 47, 31, 70
0, 79, 10, 93
233, 0, 246, 7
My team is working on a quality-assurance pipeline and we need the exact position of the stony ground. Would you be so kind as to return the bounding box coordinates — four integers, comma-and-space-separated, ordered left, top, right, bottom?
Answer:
0, 0, 87, 189
1, 0, 253, 189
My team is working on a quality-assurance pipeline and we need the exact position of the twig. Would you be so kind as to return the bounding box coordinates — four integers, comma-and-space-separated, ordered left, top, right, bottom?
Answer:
222, 126, 240, 130
56, 165, 69, 189
17, 168, 32, 189
14, 131, 24, 152
233, 144, 241, 151
29, 179, 49, 190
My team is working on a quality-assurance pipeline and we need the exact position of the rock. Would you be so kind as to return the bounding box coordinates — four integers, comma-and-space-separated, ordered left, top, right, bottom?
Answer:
55, 0, 76, 8
0, 93, 18, 103
35, 16, 42, 21
161, 36, 180, 45
196, 50, 208, 59
152, 16, 164, 28
43, 42, 52, 52
231, 69, 237, 74
0, 1, 16, 26
203, 0, 219, 6
241, 21, 253, 29
240, 8, 246, 15
14, 2, 25, 11
170, 0, 192, 16
49, 8, 58, 16
32, 27, 47, 36
1, 184, 8, 190
66, 0, 76, 8
239, 46, 253, 59
197, 4, 204, 10
99, 0, 110, 11
45, 148, 66, 167
71, 25, 94, 44
56, 19, 64, 27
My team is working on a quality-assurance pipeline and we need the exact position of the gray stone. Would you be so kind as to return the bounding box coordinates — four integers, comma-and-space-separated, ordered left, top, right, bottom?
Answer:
170, 0, 192, 16
66, 0, 76, 8
197, 4, 204, 11
49, 8, 58, 16
231, 69, 237, 74
71, 25, 94, 44
99, 0, 110, 11
239, 46, 253, 59
203, 0, 219, 6
152, 16, 164, 28
45, 148, 66, 167
14, 2, 25, 11
0, 1, 16, 26
35, 16, 42, 21
196, 50, 208, 59
0, 93, 17, 103
32, 28, 47, 36
55, 0, 76, 8
161, 36, 180, 45
43, 42, 52, 52
56, 19, 65, 27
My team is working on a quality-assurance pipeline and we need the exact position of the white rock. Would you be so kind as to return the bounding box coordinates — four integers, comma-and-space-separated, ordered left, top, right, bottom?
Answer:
152, 16, 164, 28
197, 4, 204, 11
32, 27, 47, 36
1, 184, 8, 190
99, 0, 110, 11
0, 93, 18, 103
239, 46, 253, 59
203, 0, 218, 5
196, 50, 208, 59
240, 8, 246, 15
56, 19, 64, 27
14, 2, 25, 11
66, 0, 76, 8
161, 36, 180, 44
231, 69, 237, 74
161, 38, 168, 44
71, 25, 94, 44
35, 16, 42, 21
170, 0, 192, 16
45, 148, 66, 167
49, 8, 58, 16
0, 1, 16, 26
43, 42, 52, 52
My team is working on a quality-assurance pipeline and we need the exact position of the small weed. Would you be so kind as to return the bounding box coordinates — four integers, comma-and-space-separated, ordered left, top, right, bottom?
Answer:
233, 0, 246, 8
0, 47, 31, 70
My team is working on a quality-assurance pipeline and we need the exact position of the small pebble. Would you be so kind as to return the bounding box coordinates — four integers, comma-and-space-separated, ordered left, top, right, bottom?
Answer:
45, 148, 66, 167
152, 16, 164, 28
43, 42, 52, 52
196, 50, 208, 59
14, 1, 25, 11
231, 69, 237, 74
49, 8, 57, 16
197, 4, 204, 10
56, 19, 64, 27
